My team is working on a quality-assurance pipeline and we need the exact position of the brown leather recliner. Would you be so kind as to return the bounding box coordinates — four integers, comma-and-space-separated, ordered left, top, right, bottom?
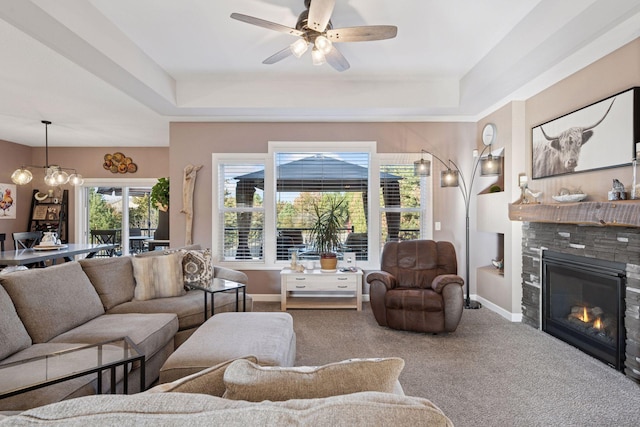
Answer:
366, 240, 464, 333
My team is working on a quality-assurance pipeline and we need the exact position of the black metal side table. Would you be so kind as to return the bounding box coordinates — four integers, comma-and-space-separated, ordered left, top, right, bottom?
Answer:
0, 337, 145, 399
187, 278, 246, 321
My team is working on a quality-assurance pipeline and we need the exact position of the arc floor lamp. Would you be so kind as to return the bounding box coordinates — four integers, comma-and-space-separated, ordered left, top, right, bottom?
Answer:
414, 136, 502, 309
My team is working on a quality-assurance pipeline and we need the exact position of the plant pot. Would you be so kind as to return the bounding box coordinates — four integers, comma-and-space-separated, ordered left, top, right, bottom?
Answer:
319, 253, 338, 272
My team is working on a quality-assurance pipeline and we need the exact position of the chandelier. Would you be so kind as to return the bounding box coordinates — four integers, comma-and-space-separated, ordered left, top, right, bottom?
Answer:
11, 120, 84, 187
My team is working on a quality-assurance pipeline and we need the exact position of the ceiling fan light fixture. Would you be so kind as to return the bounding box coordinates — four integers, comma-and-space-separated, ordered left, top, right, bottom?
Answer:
311, 47, 325, 65
314, 35, 332, 55
290, 38, 309, 58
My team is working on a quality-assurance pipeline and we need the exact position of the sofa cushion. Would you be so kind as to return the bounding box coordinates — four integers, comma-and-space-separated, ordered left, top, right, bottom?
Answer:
0, 263, 105, 343
49, 313, 178, 362
2, 392, 453, 426
0, 286, 31, 360
180, 249, 214, 285
223, 357, 405, 402
146, 356, 258, 397
79, 257, 136, 310
132, 251, 185, 300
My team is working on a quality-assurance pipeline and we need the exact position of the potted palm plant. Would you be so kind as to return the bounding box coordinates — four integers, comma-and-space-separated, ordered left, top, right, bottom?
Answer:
309, 195, 349, 272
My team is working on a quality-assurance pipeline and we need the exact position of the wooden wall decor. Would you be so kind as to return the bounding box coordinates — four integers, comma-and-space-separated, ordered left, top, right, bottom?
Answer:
103, 152, 138, 174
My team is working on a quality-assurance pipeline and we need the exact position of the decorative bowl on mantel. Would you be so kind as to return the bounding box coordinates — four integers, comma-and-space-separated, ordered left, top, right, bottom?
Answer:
552, 193, 588, 203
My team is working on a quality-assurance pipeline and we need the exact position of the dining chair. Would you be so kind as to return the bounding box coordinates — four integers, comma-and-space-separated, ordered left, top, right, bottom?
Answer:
90, 229, 120, 257
12, 231, 45, 267
13, 231, 43, 250
0, 233, 5, 270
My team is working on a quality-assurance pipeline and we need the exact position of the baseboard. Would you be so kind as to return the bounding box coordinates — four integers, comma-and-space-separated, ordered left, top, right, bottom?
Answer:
475, 295, 523, 322
251, 294, 370, 302
252, 294, 517, 320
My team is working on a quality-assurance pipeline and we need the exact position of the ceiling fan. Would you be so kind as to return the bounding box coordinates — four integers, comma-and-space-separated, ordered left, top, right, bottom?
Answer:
230, 0, 397, 72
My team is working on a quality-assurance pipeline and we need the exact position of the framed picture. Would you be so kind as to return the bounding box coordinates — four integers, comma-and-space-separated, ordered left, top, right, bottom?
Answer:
33, 205, 48, 220
0, 183, 16, 219
532, 87, 639, 179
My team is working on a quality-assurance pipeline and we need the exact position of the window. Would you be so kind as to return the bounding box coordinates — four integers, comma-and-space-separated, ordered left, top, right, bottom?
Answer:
213, 145, 430, 269
216, 159, 266, 261
275, 152, 369, 261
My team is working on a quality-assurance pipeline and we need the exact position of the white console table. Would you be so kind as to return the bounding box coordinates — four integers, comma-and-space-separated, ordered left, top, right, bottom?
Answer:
280, 268, 363, 311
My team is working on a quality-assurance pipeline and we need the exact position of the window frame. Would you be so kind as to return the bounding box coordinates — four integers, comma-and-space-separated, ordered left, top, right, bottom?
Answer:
212, 145, 430, 270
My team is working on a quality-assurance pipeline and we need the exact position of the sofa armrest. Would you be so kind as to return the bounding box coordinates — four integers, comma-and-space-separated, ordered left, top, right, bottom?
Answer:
431, 274, 464, 293
214, 266, 248, 285
365, 271, 397, 290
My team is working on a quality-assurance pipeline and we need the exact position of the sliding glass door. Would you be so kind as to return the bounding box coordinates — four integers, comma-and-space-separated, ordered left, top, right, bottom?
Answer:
75, 179, 158, 256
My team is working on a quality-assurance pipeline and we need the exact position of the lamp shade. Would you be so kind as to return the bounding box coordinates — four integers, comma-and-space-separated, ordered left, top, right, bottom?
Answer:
480, 155, 502, 176
441, 169, 459, 187
413, 158, 431, 176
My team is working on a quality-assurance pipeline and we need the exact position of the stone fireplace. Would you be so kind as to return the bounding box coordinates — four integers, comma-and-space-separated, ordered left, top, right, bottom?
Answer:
518, 220, 640, 383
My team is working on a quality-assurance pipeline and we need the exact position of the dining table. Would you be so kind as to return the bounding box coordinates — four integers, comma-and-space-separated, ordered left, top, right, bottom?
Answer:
0, 243, 118, 267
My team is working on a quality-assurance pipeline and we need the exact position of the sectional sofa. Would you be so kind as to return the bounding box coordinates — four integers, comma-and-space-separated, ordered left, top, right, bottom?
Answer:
0, 247, 252, 412
0, 357, 454, 425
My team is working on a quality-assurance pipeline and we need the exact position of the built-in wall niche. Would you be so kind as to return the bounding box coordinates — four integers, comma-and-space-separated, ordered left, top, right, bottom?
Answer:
482, 232, 504, 275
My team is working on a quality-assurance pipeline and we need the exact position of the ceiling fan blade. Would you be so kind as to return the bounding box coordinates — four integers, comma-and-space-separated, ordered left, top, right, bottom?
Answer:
230, 13, 304, 37
263, 46, 294, 65
324, 46, 350, 72
307, 0, 335, 32
327, 26, 398, 42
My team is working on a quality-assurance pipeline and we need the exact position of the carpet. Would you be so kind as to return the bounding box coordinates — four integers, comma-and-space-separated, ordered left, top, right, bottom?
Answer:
254, 301, 640, 427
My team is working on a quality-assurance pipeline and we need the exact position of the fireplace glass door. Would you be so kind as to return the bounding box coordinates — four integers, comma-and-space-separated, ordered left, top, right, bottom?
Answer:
542, 251, 625, 370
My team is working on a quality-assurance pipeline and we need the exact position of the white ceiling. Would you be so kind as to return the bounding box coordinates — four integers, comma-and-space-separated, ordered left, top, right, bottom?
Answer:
0, 0, 638, 147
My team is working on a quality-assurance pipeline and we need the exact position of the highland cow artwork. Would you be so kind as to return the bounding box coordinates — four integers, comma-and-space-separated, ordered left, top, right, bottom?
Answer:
532, 88, 638, 179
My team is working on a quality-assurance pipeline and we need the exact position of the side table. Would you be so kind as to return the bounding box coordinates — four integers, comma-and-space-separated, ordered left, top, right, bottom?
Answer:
280, 267, 363, 311
0, 337, 144, 399
187, 278, 246, 321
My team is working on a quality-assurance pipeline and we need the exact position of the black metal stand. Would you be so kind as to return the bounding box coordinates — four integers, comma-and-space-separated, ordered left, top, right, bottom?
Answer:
463, 212, 482, 310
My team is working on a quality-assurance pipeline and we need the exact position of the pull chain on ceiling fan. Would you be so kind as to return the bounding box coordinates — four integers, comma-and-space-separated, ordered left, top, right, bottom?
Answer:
231, 0, 397, 72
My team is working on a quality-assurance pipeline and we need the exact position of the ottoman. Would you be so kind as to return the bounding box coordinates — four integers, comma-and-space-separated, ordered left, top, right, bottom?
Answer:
159, 312, 296, 383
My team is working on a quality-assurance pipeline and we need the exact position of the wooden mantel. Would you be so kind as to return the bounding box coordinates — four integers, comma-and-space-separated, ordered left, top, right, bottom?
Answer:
508, 200, 640, 227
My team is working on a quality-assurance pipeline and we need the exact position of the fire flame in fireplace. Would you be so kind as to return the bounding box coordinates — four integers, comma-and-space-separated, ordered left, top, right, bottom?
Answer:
578, 306, 589, 323
571, 305, 606, 332
593, 317, 603, 330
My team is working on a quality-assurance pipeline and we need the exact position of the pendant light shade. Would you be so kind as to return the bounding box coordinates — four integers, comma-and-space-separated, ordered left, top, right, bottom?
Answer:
480, 154, 502, 176
413, 158, 431, 176
440, 169, 459, 187
11, 121, 83, 187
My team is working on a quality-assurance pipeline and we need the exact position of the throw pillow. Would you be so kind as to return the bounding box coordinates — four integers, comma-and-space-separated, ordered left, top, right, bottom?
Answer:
132, 251, 185, 301
146, 356, 258, 397
181, 249, 214, 285
222, 357, 405, 402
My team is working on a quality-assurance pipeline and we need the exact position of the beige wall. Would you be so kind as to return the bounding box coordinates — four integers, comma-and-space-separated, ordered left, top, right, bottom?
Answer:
169, 122, 476, 295
1, 143, 169, 246
0, 139, 33, 249
474, 37, 640, 315
525, 37, 640, 202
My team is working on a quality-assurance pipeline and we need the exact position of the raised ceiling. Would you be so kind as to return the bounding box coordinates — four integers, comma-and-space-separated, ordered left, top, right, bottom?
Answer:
0, 0, 638, 147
